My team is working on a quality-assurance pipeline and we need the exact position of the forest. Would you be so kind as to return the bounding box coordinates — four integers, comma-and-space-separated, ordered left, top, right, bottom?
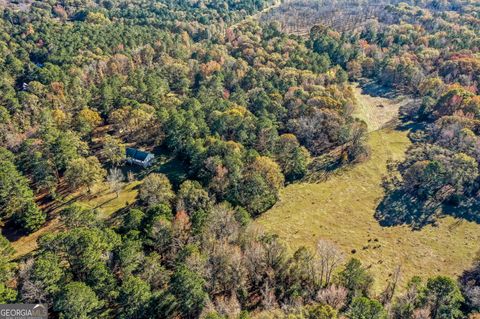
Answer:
0, 0, 479, 318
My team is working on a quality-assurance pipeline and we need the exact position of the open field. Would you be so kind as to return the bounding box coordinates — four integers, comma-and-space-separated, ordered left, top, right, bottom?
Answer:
11, 219, 60, 259
351, 83, 412, 132
258, 86, 480, 293
258, 127, 480, 293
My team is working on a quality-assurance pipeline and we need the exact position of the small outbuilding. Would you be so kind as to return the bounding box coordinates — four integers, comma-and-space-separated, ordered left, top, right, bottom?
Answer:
126, 147, 154, 167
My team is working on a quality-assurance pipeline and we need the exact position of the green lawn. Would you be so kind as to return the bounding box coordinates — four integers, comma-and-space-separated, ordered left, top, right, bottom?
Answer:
258, 128, 480, 292
77, 181, 140, 219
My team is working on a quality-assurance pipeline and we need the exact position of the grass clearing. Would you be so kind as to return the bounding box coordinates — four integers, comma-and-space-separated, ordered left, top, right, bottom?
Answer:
77, 181, 140, 219
258, 128, 480, 293
11, 219, 60, 259
352, 83, 412, 132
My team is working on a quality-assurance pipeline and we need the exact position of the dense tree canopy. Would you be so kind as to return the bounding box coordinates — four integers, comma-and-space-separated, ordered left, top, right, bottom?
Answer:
0, 0, 479, 318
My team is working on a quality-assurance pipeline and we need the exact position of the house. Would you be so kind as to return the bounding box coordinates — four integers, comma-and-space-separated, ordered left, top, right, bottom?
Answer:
126, 147, 155, 167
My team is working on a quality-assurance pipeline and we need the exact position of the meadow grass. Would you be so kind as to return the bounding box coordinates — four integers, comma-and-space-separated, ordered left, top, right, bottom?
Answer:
257, 128, 480, 292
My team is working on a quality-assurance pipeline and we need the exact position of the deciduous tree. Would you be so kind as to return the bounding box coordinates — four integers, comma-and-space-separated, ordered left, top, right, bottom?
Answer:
139, 173, 175, 207
64, 156, 106, 192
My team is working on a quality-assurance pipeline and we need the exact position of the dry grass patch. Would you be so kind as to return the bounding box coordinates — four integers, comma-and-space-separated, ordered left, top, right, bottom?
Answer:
11, 219, 60, 259
352, 83, 411, 132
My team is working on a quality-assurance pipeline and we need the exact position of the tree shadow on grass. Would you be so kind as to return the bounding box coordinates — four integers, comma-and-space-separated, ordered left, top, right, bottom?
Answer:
375, 190, 440, 230
359, 79, 401, 99
376, 189, 480, 230
442, 199, 480, 224
105, 202, 136, 228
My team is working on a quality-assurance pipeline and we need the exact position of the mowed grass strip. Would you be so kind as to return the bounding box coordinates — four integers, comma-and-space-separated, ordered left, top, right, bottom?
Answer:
257, 128, 480, 292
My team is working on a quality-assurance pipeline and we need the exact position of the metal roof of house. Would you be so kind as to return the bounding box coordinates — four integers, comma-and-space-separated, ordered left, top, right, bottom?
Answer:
126, 148, 152, 161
